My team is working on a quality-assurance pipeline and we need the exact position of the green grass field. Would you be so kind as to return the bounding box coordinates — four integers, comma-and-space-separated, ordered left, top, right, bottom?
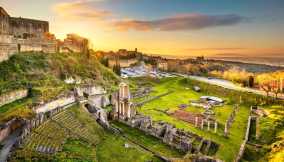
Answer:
96, 132, 162, 162
242, 105, 284, 162
0, 97, 34, 124
132, 77, 251, 162
112, 121, 184, 158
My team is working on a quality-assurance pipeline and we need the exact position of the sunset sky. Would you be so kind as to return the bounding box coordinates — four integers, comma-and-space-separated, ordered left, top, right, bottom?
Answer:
1, 0, 284, 57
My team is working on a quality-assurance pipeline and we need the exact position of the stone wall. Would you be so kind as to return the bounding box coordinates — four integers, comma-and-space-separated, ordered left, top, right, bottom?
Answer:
88, 95, 110, 108
59, 34, 88, 53
0, 118, 23, 142
0, 7, 57, 63
235, 107, 253, 162
34, 92, 76, 114
75, 85, 106, 97
0, 89, 28, 107
0, 41, 17, 62
121, 114, 218, 155
8, 17, 48, 38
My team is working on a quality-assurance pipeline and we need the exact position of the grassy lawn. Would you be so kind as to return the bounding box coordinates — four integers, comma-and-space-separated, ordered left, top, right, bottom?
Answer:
242, 105, 284, 162
0, 97, 34, 124
96, 131, 161, 162
70, 105, 161, 162
134, 77, 251, 162
55, 139, 97, 162
112, 121, 184, 158
0, 97, 31, 114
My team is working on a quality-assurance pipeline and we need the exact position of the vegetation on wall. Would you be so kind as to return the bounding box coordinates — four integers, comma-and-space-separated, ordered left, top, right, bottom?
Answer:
0, 52, 119, 123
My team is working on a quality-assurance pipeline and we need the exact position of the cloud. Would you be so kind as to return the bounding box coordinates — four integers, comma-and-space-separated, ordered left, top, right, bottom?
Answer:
113, 13, 249, 31
53, 0, 111, 20
186, 47, 247, 51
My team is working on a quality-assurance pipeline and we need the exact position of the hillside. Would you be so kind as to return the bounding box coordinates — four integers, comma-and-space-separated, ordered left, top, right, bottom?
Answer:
10, 105, 161, 162
0, 52, 119, 123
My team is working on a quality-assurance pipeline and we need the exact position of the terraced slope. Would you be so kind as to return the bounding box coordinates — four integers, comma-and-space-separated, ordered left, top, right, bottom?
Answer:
10, 105, 162, 162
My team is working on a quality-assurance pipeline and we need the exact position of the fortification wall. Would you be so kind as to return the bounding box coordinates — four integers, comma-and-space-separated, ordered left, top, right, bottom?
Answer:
0, 89, 28, 107
0, 7, 57, 63
9, 17, 48, 38
0, 36, 57, 62
0, 14, 10, 34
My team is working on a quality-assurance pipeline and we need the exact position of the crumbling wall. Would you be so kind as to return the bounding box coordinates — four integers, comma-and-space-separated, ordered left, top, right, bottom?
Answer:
0, 118, 23, 142
34, 93, 76, 114
8, 17, 48, 39
0, 89, 28, 107
75, 85, 106, 97
88, 95, 110, 108
0, 7, 57, 63
59, 34, 88, 53
122, 114, 218, 155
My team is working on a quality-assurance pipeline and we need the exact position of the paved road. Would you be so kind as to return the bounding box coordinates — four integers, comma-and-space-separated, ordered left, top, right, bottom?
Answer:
174, 73, 284, 99
0, 129, 22, 162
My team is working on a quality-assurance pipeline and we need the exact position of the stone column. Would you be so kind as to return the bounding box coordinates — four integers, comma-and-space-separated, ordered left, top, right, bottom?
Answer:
214, 121, 218, 133
115, 101, 119, 113
119, 102, 122, 115
224, 122, 228, 137
207, 121, 210, 131
195, 117, 198, 127
121, 102, 124, 116
280, 78, 283, 92
127, 104, 131, 118
122, 86, 125, 98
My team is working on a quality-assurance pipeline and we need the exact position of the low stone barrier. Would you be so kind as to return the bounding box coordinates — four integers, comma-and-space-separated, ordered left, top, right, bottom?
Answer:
224, 104, 239, 137
234, 107, 253, 162
34, 92, 76, 114
135, 91, 173, 107
119, 114, 219, 155
0, 89, 28, 107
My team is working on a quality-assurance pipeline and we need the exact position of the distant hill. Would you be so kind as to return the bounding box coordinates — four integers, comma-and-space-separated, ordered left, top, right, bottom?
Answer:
206, 58, 284, 73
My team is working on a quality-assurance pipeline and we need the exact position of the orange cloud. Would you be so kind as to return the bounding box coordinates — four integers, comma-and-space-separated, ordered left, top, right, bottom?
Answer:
186, 47, 247, 51
113, 13, 249, 31
53, 0, 111, 20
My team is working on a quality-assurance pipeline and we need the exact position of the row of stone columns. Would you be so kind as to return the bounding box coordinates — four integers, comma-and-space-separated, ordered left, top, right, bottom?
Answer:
117, 101, 131, 119
195, 117, 218, 133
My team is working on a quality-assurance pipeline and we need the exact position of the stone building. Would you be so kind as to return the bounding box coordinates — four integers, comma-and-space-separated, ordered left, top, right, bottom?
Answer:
0, 7, 57, 62
114, 82, 135, 119
59, 34, 89, 53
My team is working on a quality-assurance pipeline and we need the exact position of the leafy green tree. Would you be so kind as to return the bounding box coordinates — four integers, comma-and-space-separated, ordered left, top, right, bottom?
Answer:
113, 64, 121, 75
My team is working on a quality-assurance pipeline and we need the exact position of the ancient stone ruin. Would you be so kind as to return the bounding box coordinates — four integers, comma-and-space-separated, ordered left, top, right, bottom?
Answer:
112, 82, 219, 156
113, 82, 136, 119
0, 7, 89, 62
58, 34, 89, 54
0, 7, 57, 62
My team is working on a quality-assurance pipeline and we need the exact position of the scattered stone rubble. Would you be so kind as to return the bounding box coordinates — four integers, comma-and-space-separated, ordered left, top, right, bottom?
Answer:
112, 82, 219, 156
121, 114, 218, 155
224, 104, 239, 137
132, 87, 152, 98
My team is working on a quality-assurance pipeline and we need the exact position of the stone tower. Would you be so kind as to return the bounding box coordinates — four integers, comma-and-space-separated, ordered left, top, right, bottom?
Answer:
114, 82, 135, 120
